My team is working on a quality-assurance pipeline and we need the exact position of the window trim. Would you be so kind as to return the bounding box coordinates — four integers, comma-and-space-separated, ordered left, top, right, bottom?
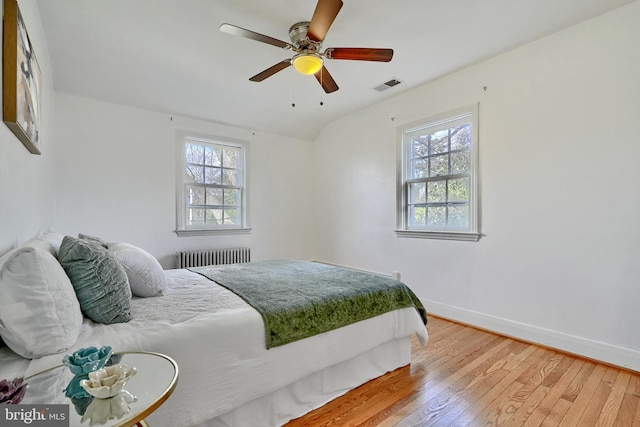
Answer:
395, 104, 480, 242
175, 130, 251, 236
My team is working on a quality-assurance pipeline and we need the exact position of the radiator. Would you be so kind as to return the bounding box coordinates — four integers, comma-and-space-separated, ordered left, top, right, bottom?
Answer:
176, 247, 251, 269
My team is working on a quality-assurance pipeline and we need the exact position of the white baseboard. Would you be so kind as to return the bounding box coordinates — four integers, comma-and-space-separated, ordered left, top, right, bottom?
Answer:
423, 298, 640, 373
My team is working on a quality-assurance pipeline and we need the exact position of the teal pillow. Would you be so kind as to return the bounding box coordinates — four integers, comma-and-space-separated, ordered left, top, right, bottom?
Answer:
58, 236, 132, 324
78, 233, 108, 249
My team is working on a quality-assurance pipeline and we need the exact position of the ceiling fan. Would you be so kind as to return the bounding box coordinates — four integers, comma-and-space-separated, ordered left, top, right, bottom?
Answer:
219, 0, 393, 94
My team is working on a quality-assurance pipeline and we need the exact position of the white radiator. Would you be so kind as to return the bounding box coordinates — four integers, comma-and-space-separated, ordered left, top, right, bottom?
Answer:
176, 247, 251, 269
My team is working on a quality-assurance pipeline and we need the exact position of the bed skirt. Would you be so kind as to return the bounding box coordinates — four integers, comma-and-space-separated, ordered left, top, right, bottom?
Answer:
181, 336, 412, 427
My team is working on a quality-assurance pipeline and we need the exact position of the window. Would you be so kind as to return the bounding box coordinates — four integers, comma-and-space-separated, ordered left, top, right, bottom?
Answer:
176, 132, 249, 236
396, 105, 480, 241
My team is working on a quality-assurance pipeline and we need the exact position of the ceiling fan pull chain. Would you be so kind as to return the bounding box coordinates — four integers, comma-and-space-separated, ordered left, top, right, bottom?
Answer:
319, 69, 324, 106
291, 77, 296, 108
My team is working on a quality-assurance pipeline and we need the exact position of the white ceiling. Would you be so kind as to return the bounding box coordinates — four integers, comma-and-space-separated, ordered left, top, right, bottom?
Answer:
36, 0, 635, 141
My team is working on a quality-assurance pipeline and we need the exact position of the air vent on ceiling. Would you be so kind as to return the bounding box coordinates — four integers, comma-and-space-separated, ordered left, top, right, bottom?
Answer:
374, 78, 403, 92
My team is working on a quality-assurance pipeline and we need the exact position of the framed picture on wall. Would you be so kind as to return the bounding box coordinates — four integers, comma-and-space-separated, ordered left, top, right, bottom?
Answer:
3, 0, 42, 154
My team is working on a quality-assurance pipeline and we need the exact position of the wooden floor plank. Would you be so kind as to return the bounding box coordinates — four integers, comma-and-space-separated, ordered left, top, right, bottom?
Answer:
633, 386, 640, 427
465, 380, 526, 426
541, 398, 573, 427
574, 367, 618, 426
510, 383, 550, 426
557, 363, 608, 426
448, 347, 548, 426
618, 376, 640, 427
595, 370, 632, 427
285, 316, 640, 427
507, 354, 565, 425
373, 333, 505, 426
435, 342, 530, 420
396, 339, 521, 426
560, 361, 598, 402
523, 358, 586, 427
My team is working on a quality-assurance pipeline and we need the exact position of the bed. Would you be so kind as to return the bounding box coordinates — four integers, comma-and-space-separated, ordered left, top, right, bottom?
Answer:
0, 233, 428, 426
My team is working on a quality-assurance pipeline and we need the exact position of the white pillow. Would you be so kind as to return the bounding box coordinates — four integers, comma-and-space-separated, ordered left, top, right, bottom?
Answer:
0, 245, 83, 358
42, 229, 65, 256
0, 247, 19, 270
0, 233, 57, 272
108, 242, 166, 297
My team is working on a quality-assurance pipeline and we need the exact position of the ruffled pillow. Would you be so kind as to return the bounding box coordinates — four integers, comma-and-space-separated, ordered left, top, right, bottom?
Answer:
78, 233, 108, 249
59, 236, 132, 324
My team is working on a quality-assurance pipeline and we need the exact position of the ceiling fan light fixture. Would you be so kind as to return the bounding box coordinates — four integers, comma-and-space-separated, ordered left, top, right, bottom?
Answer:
292, 53, 323, 75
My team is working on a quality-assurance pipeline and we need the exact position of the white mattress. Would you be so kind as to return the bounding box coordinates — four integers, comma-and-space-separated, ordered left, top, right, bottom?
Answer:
5, 269, 428, 426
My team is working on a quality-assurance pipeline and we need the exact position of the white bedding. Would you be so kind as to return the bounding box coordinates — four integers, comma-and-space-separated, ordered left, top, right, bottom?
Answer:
3, 269, 428, 426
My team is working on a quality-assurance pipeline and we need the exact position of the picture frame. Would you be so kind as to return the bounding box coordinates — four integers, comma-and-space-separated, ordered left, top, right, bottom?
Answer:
3, 0, 42, 154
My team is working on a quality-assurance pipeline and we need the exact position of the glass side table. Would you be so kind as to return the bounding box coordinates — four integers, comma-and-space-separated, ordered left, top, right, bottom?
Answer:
22, 352, 178, 427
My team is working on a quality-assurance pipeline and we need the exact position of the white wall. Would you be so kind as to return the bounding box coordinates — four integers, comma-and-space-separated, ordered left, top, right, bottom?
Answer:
53, 94, 316, 267
0, 0, 55, 254
313, 2, 640, 370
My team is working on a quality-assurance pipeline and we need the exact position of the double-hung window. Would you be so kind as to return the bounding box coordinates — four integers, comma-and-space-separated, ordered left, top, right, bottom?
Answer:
176, 132, 249, 236
396, 105, 480, 241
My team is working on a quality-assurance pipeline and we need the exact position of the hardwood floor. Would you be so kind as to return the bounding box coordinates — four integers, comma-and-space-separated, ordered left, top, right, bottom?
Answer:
285, 316, 640, 426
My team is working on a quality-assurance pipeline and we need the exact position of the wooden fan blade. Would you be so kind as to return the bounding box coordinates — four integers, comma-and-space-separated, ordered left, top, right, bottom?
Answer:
220, 23, 293, 50
324, 47, 393, 62
314, 66, 339, 93
249, 60, 292, 82
307, 0, 343, 42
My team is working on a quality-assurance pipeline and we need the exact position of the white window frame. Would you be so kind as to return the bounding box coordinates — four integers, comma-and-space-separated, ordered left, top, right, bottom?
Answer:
175, 130, 250, 237
396, 104, 480, 241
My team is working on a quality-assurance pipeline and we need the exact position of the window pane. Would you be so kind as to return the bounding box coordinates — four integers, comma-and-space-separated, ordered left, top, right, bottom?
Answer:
185, 144, 204, 165
205, 147, 222, 167
399, 108, 476, 235
451, 151, 471, 175
205, 209, 223, 224
410, 206, 426, 226
185, 165, 203, 184
451, 125, 472, 151
223, 149, 238, 169
430, 130, 449, 154
430, 154, 449, 177
412, 137, 429, 158
181, 137, 245, 231
411, 159, 428, 178
187, 208, 205, 226
448, 205, 469, 228
427, 180, 446, 203
410, 183, 426, 203
448, 177, 469, 202
224, 208, 239, 225
223, 189, 239, 206
186, 186, 204, 206
222, 169, 237, 186
205, 166, 221, 184
427, 206, 446, 226
206, 187, 222, 205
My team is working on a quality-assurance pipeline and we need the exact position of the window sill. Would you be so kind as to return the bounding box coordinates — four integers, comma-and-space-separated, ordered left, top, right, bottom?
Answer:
175, 228, 252, 237
395, 229, 481, 242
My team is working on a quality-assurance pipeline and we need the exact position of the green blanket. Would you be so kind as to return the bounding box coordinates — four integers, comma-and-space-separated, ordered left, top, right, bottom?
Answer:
189, 260, 427, 349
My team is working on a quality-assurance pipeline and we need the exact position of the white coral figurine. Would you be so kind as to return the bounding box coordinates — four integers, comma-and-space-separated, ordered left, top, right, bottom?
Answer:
81, 390, 137, 425
80, 365, 137, 399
